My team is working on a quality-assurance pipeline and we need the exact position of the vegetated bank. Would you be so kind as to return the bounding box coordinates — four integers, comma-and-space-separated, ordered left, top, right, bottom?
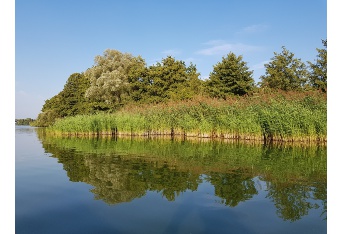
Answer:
47, 91, 326, 143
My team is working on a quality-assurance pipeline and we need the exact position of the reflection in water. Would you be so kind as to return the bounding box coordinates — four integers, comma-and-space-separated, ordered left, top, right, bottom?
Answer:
36, 128, 327, 222
208, 171, 257, 207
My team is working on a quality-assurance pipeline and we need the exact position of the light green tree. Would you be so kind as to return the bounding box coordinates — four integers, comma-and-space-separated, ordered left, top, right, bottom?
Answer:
84, 49, 146, 106
259, 47, 309, 91
205, 52, 255, 98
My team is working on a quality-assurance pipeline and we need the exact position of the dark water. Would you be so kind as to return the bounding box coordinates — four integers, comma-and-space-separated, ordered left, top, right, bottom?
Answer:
15, 126, 327, 234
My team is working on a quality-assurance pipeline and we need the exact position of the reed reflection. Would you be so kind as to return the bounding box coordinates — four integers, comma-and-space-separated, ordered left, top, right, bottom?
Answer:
36, 129, 326, 221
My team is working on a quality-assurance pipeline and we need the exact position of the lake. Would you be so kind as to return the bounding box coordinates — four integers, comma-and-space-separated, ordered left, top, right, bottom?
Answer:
15, 125, 327, 234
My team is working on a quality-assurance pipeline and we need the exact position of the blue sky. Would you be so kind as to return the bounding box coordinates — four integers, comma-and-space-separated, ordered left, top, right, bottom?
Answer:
15, 0, 327, 119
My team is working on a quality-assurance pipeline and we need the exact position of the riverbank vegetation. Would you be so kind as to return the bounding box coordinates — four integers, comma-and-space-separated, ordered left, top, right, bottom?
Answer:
15, 118, 35, 125
32, 40, 327, 142
47, 91, 326, 142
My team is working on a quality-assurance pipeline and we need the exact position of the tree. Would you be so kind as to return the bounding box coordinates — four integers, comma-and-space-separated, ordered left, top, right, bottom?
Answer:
145, 56, 203, 102
308, 39, 327, 92
84, 49, 146, 107
32, 73, 97, 126
15, 118, 35, 125
205, 52, 255, 98
259, 47, 309, 91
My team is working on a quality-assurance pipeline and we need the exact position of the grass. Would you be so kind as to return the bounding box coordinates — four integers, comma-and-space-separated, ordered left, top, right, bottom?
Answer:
48, 90, 327, 143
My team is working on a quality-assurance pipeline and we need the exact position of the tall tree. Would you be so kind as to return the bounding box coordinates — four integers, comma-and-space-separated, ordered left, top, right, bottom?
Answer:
308, 39, 327, 92
32, 73, 95, 126
205, 52, 255, 98
259, 47, 309, 91
146, 56, 203, 102
84, 49, 146, 107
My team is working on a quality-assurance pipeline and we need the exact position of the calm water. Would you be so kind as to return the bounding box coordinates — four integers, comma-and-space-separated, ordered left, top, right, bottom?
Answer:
15, 126, 327, 234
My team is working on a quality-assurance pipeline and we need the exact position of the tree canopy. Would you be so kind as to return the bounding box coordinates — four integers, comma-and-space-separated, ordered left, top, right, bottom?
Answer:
32, 73, 95, 126
84, 49, 146, 107
145, 56, 203, 102
259, 46, 309, 91
307, 39, 327, 92
205, 52, 255, 98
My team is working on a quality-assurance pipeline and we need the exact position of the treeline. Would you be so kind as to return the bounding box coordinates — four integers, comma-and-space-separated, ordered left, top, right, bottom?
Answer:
15, 118, 35, 125
31, 39, 327, 128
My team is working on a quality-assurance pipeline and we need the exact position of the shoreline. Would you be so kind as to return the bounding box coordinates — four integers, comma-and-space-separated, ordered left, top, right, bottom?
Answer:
42, 129, 327, 145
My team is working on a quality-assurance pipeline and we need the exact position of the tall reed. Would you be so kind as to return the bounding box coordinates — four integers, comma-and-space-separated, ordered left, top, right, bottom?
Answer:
48, 91, 327, 143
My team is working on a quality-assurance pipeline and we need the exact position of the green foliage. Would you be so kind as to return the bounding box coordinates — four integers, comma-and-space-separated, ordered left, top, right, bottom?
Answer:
205, 52, 255, 98
33, 45, 326, 130
15, 118, 35, 125
48, 91, 327, 142
81, 51, 204, 105
145, 56, 204, 102
84, 49, 146, 106
308, 39, 327, 92
32, 73, 98, 127
31, 110, 61, 127
260, 46, 309, 91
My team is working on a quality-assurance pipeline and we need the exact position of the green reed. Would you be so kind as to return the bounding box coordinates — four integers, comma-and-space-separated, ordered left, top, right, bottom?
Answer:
49, 91, 326, 142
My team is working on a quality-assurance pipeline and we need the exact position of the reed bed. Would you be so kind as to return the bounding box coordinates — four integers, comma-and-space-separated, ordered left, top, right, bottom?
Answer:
49, 91, 326, 143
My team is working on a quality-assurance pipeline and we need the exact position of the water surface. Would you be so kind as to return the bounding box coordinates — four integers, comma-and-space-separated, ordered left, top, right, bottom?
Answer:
16, 126, 327, 234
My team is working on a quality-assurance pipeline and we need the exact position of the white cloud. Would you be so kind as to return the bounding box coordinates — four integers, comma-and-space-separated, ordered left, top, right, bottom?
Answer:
196, 41, 262, 56
237, 24, 269, 34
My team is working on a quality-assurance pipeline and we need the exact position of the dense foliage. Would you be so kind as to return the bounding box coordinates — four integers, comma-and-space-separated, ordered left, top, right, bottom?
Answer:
32, 73, 98, 127
205, 52, 255, 97
259, 46, 309, 91
48, 91, 326, 142
84, 49, 146, 107
308, 40, 327, 92
15, 118, 35, 125
143, 56, 204, 102
31, 40, 327, 133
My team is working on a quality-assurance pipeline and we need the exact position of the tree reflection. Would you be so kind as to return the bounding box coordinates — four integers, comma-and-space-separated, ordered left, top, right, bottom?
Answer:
208, 170, 257, 207
266, 182, 326, 222
36, 129, 326, 221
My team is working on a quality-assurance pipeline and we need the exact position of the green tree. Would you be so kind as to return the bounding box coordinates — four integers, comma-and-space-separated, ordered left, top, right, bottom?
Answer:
308, 39, 327, 92
146, 56, 203, 102
84, 49, 146, 107
32, 73, 97, 127
205, 52, 255, 98
43, 73, 96, 116
15, 118, 35, 125
259, 46, 309, 91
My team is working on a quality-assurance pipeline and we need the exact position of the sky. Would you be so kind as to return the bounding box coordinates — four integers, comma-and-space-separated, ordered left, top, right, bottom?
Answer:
14, 0, 328, 119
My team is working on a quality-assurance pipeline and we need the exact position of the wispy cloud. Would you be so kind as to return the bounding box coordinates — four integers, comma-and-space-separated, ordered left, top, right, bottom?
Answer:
196, 41, 262, 56
161, 49, 182, 56
183, 57, 197, 64
251, 60, 270, 70
203, 40, 227, 46
237, 24, 269, 34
